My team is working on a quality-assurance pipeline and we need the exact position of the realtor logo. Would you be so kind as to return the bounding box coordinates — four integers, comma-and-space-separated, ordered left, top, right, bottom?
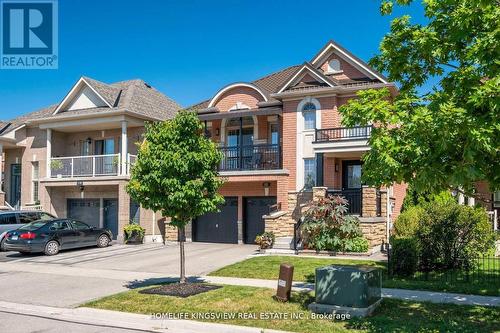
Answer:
1, 0, 58, 69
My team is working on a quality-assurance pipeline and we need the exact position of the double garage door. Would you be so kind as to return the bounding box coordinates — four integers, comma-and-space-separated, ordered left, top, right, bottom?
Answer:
193, 196, 276, 244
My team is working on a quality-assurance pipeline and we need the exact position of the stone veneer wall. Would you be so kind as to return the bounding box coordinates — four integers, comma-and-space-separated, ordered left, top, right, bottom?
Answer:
359, 219, 387, 248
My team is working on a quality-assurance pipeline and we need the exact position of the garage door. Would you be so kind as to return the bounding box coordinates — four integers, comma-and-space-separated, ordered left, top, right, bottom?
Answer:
244, 197, 277, 244
193, 197, 238, 244
67, 199, 100, 228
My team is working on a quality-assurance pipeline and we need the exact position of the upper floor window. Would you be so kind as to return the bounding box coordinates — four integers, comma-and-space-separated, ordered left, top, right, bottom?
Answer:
302, 102, 316, 130
327, 59, 341, 73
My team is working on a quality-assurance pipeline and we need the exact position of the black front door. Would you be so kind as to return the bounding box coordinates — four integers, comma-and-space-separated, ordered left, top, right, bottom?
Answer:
243, 197, 276, 244
10, 164, 21, 208
67, 199, 100, 228
193, 197, 238, 244
104, 199, 118, 240
341, 160, 362, 215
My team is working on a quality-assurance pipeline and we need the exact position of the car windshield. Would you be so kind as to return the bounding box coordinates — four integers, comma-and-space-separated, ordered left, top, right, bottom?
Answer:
18, 221, 48, 231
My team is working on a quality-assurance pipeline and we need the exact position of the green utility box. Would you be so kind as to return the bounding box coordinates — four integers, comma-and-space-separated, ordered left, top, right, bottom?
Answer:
309, 265, 382, 317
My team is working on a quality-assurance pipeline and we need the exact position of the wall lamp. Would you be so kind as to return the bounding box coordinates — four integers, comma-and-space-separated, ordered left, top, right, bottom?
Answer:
263, 182, 271, 196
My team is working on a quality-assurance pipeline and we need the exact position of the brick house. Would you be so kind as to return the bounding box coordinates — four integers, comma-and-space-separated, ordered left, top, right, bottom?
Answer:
0, 40, 416, 248
180, 40, 408, 249
0, 77, 180, 242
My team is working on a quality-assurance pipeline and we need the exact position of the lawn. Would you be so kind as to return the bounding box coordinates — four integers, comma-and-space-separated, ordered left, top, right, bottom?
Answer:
84, 284, 500, 333
209, 256, 500, 296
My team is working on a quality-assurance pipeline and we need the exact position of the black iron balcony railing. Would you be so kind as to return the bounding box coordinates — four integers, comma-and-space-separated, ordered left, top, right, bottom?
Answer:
315, 126, 372, 142
219, 144, 281, 171
327, 189, 362, 215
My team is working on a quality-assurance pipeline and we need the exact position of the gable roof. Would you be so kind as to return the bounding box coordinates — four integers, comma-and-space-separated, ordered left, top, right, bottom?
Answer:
0, 77, 181, 135
276, 62, 338, 94
311, 40, 388, 84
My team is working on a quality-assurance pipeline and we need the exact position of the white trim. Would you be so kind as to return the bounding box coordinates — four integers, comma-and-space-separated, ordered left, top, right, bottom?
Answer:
53, 77, 113, 115
277, 65, 335, 94
311, 42, 388, 84
207, 83, 268, 108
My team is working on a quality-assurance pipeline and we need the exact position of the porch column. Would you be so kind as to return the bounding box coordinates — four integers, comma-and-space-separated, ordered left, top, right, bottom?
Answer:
0, 143, 3, 193
46, 129, 52, 178
315, 153, 324, 186
121, 120, 128, 176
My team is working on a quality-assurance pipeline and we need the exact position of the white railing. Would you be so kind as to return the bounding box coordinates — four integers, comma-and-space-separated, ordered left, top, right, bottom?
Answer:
50, 154, 120, 178
21, 204, 43, 211
488, 210, 498, 231
127, 154, 137, 174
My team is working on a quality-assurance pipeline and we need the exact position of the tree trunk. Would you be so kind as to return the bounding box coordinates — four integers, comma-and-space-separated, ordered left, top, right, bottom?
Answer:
179, 226, 186, 283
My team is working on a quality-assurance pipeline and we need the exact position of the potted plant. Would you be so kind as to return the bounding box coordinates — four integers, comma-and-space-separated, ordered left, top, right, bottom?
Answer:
50, 159, 64, 178
124, 223, 145, 244
255, 231, 275, 251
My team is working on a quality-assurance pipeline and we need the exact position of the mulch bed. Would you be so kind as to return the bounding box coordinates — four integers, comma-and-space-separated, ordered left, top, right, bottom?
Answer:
139, 283, 222, 298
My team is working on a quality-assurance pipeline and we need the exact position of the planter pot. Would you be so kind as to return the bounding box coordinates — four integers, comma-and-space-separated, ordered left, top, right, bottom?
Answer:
125, 231, 144, 244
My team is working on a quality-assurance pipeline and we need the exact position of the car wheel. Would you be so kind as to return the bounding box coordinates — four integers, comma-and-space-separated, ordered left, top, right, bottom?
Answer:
44, 240, 60, 256
97, 234, 110, 248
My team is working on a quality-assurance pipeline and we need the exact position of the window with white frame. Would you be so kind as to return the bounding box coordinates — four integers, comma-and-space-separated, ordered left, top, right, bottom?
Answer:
494, 191, 500, 207
304, 158, 316, 189
327, 59, 342, 73
32, 162, 39, 203
302, 102, 316, 130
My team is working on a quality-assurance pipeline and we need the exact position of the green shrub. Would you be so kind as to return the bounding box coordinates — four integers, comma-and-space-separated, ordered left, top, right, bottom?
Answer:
301, 196, 366, 252
344, 236, 369, 253
393, 206, 424, 237
417, 201, 495, 270
390, 237, 419, 276
255, 232, 275, 249
124, 224, 145, 243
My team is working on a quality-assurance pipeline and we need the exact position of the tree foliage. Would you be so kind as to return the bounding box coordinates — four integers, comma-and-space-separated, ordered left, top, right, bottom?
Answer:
127, 110, 225, 227
340, 0, 499, 196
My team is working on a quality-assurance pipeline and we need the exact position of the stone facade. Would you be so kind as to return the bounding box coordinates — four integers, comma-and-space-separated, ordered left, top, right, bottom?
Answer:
359, 218, 387, 248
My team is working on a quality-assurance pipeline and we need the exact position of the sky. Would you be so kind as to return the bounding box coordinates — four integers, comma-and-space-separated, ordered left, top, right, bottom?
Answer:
0, 0, 426, 120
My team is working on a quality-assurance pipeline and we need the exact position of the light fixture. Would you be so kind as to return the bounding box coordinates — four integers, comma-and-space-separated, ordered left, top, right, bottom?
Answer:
215, 128, 220, 136
335, 164, 339, 172
76, 180, 84, 192
263, 182, 271, 196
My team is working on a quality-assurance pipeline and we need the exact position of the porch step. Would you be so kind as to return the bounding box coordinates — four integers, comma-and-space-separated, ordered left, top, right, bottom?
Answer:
273, 237, 294, 250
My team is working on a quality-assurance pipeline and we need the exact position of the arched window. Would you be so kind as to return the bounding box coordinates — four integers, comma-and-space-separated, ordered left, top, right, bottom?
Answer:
327, 59, 341, 73
302, 102, 316, 130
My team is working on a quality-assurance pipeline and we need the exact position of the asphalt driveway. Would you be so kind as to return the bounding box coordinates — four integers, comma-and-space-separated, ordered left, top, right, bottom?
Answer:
0, 242, 257, 307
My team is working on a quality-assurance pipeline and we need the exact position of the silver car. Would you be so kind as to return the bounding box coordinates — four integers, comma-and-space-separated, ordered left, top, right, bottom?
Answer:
0, 211, 55, 251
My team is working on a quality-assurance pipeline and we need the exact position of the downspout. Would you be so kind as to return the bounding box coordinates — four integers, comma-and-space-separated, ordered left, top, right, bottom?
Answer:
152, 211, 157, 242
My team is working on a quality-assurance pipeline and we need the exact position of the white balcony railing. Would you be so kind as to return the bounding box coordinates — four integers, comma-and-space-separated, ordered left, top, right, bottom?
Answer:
50, 154, 120, 178
127, 154, 137, 174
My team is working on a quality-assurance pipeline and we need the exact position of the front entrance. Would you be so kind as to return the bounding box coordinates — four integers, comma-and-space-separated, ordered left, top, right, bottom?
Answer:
341, 160, 362, 215
10, 164, 21, 208
243, 196, 276, 244
104, 199, 118, 239
193, 196, 238, 244
67, 199, 100, 228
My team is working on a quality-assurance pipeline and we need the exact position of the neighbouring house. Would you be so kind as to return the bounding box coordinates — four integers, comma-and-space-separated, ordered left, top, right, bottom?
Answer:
0, 77, 181, 242
165, 40, 409, 249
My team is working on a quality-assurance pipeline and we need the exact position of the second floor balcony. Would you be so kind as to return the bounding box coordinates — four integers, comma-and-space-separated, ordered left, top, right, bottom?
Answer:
313, 125, 372, 153
219, 144, 281, 171
49, 153, 137, 179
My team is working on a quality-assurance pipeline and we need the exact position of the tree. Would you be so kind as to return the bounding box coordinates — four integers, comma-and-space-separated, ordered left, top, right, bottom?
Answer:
340, 0, 499, 198
127, 110, 224, 283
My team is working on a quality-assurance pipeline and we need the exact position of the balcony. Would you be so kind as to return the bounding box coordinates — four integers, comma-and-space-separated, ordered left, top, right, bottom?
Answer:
219, 144, 281, 171
49, 153, 137, 178
313, 126, 372, 153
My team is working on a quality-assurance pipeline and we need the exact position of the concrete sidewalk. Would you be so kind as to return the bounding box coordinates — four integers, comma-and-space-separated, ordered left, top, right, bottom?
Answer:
0, 301, 288, 333
200, 276, 500, 307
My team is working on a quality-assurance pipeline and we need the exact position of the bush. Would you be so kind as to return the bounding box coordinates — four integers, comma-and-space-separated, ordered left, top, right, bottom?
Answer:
417, 201, 494, 270
124, 224, 145, 243
255, 232, 275, 249
344, 236, 370, 253
390, 237, 419, 276
301, 196, 368, 252
393, 206, 424, 237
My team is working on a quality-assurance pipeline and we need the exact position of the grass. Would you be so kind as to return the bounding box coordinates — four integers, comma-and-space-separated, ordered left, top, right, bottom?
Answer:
208, 256, 500, 296
84, 284, 500, 333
